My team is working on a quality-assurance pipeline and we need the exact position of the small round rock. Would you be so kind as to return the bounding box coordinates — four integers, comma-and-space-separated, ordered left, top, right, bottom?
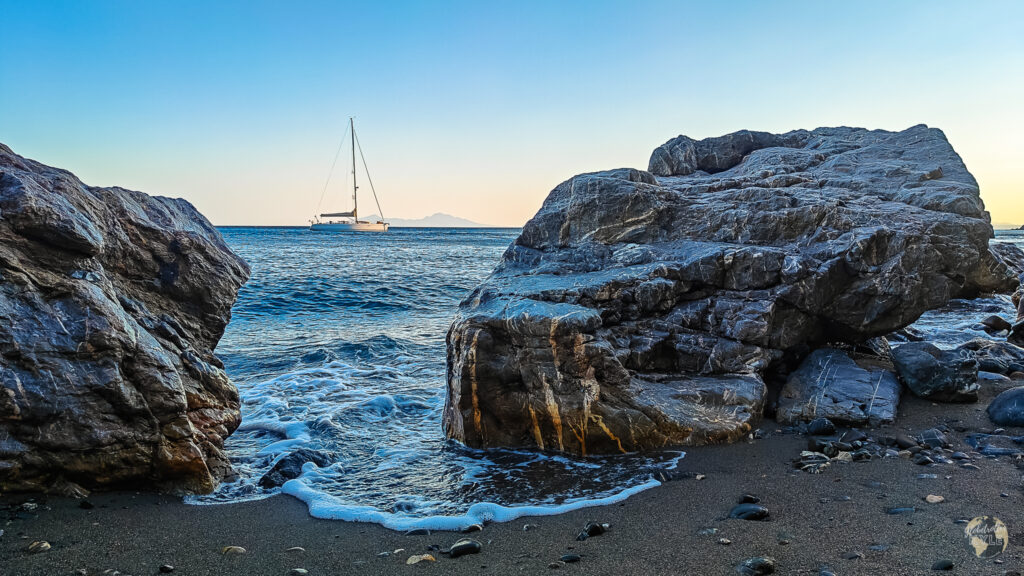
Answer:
159, 565, 175, 574
736, 556, 776, 575
932, 559, 954, 570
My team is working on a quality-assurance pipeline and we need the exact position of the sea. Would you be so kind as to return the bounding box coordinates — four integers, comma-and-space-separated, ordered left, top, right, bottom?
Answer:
187, 227, 1024, 530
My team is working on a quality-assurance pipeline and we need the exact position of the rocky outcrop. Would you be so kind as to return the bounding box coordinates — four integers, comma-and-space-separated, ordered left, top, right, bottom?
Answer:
891, 343, 979, 402
445, 125, 1014, 455
776, 348, 900, 427
0, 143, 249, 492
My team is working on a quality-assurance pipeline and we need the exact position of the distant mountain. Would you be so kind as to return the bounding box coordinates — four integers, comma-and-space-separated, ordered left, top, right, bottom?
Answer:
362, 212, 494, 228
993, 222, 1023, 230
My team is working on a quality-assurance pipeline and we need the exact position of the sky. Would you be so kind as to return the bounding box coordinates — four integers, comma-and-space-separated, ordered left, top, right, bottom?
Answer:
1, 1, 1022, 227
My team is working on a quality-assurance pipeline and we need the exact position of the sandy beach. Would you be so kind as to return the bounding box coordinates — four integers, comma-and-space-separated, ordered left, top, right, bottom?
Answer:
4, 379, 1022, 576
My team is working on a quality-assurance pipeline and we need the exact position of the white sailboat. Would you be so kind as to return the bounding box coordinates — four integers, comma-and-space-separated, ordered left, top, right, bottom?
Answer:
310, 118, 389, 232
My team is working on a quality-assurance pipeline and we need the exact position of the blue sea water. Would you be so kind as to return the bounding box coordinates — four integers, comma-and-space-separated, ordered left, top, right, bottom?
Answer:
188, 227, 681, 530
189, 228, 1022, 529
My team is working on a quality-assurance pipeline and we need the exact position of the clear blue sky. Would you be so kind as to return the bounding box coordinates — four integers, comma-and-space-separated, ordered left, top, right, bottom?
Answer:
2, 1, 1022, 226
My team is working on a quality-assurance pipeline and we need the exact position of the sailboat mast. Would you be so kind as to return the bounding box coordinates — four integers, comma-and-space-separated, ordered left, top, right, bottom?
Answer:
350, 117, 358, 221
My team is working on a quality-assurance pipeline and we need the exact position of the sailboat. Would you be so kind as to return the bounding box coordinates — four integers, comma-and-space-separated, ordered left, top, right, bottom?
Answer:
310, 118, 390, 232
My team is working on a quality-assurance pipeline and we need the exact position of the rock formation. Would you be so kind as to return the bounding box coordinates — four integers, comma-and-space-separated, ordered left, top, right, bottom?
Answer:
445, 125, 1015, 455
0, 143, 249, 492
776, 347, 900, 426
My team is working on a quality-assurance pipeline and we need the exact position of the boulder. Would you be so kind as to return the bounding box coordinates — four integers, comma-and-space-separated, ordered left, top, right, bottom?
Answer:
445, 125, 1012, 454
987, 387, 1024, 427
956, 338, 1024, 375
891, 343, 979, 402
0, 143, 249, 492
776, 348, 900, 426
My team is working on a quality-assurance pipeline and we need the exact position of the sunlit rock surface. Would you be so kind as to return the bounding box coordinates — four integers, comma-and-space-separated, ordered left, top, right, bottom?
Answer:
0, 143, 249, 492
445, 125, 1015, 455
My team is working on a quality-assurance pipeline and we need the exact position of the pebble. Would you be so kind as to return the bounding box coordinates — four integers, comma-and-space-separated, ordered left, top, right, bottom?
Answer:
894, 433, 918, 449
523, 524, 538, 531
560, 554, 581, 563
1001, 492, 1010, 498
925, 495, 945, 504
886, 507, 915, 515
718, 538, 732, 545
736, 556, 776, 575
288, 570, 308, 576
445, 538, 482, 558
159, 565, 174, 573
868, 543, 891, 552
285, 547, 306, 553
548, 561, 564, 569
575, 521, 609, 540
461, 524, 484, 533
404, 528, 430, 536
842, 551, 863, 560
807, 418, 836, 436
819, 568, 837, 576
27, 541, 51, 553
221, 546, 246, 555
916, 473, 938, 480
932, 559, 954, 570
407, 554, 436, 565
729, 503, 770, 521
697, 527, 719, 535
739, 494, 761, 504
696, 474, 706, 480
913, 454, 934, 466
961, 463, 981, 471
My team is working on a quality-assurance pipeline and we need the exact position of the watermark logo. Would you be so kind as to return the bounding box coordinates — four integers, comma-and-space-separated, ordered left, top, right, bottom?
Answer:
964, 516, 1008, 558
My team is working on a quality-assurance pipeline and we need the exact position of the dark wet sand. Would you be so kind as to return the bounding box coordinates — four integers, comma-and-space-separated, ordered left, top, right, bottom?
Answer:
4, 384, 1024, 576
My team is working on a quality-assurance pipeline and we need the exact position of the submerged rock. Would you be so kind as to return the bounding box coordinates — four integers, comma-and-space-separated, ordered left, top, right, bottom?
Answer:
444, 126, 1012, 454
0, 143, 249, 492
777, 348, 900, 426
257, 449, 333, 488
987, 387, 1024, 426
891, 343, 980, 402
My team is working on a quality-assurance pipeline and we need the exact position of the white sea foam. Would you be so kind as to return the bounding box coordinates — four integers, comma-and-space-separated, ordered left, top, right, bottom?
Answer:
282, 473, 666, 532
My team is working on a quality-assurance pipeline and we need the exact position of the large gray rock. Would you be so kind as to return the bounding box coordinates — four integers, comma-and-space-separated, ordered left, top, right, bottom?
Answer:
0, 143, 249, 492
777, 348, 900, 426
987, 387, 1024, 427
891, 342, 979, 402
445, 125, 1014, 454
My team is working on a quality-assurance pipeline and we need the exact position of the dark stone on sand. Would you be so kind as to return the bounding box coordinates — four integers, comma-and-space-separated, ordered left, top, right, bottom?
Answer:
159, 566, 175, 574
736, 556, 776, 575
987, 387, 1024, 426
894, 433, 919, 449
891, 343, 980, 402
778, 349, 900, 426
445, 538, 482, 558
576, 521, 609, 540
914, 454, 935, 466
806, 418, 837, 436
730, 503, 770, 521
932, 559, 954, 570
887, 507, 916, 514
560, 554, 581, 563
78, 500, 94, 510
444, 125, 1013, 455
404, 529, 431, 536
739, 494, 761, 504
919, 428, 951, 449
257, 449, 333, 489
0, 144, 250, 493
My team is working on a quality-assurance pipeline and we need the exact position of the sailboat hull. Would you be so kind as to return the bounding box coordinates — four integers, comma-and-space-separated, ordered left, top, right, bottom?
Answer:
310, 221, 389, 232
